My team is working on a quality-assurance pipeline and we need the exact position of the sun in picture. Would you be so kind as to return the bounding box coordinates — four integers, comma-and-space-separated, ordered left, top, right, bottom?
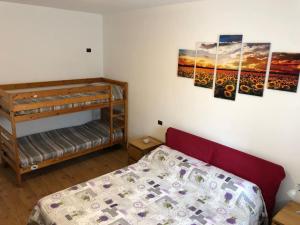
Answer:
214, 35, 243, 101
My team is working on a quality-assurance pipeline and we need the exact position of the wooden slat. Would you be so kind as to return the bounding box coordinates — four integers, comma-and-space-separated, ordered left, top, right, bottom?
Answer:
11, 85, 110, 100
113, 113, 125, 118
0, 107, 11, 120
113, 127, 125, 132
2, 152, 19, 173
2, 144, 15, 162
19, 142, 122, 174
13, 94, 109, 112
0, 77, 103, 90
15, 103, 110, 122
0, 88, 9, 98
1, 136, 14, 152
0, 98, 11, 111
1, 152, 18, 172
113, 116, 124, 128
0, 126, 13, 140
112, 100, 125, 106
100, 77, 128, 86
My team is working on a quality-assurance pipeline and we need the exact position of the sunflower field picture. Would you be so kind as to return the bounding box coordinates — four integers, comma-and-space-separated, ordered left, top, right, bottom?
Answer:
267, 52, 300, 92
177, 34, 299, 101
214, 35, 243, 100
194, 42, 217, 89
239, 43, 271, 97
177, 49, 196, 78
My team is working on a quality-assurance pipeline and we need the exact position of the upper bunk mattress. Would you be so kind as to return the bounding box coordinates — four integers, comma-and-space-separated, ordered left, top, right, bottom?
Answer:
18, 120, 123, 168
28, 145, 268, 225
7, 83, 124, 116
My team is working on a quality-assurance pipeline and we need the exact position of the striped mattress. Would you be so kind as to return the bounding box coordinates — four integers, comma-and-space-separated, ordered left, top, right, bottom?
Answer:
18, 120, 123, 168
13, 83, 124, 116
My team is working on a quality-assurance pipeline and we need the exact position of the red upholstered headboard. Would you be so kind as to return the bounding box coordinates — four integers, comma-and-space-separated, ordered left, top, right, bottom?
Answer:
166, 127, 285, 217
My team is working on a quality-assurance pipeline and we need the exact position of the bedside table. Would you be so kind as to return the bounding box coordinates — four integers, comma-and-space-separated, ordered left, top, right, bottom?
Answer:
272, 201, 300, 225
127, 136, 163, 164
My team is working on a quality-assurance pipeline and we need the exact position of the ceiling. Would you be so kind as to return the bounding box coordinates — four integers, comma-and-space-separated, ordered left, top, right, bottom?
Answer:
0, 0, 201, 14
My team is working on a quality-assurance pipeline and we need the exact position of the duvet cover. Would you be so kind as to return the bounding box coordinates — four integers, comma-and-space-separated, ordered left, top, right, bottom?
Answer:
28, 145, 268, 225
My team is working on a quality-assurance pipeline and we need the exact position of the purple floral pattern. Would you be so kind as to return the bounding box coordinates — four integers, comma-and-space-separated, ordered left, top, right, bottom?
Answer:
28, 146, 268, 225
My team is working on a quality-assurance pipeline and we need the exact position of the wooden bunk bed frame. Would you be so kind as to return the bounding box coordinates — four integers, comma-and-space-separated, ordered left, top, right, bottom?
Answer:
0, 77, 128, 185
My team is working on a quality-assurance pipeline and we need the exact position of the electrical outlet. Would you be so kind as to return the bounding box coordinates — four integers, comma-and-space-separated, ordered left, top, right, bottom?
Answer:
86, 48, 92, 53
158, 120, 163, 126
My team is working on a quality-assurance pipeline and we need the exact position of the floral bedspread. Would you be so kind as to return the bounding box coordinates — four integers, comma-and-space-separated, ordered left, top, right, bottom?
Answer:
28, 145, 268, 225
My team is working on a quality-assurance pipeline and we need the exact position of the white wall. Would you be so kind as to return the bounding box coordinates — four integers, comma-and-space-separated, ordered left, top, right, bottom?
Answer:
0, 2, 103, 136
103, 0, 300, 212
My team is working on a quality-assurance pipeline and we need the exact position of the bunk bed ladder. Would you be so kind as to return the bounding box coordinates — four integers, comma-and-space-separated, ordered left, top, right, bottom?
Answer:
124, 83, 128, 145
9, 100, 22, 186
109, 86, 113, 145
0, 126, 7, 168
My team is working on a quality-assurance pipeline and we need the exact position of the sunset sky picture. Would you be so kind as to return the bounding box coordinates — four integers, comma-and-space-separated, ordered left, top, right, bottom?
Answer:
214, 35, 243, 100
239, 43, 271, 96
217, 35, 243, 70
269, 52, 300, 74
177, 49, 195, 78
216, 42, 242, 70
241, 43, 271, 72
195, 42, 217, 68
194, 42, 217, 88
268, 52, 300, 92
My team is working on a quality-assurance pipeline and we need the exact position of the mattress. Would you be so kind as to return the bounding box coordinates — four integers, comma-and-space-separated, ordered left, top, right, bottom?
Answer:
9, 83, 124, 116
18, 120, 123, 168
28, 145, 268, 225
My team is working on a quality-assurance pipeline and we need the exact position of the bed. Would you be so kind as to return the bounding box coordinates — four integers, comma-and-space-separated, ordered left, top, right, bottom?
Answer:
18, 120, 123, 168
4, 82, 124, 116
0, 77, 128, 185
27, 127, 285, 225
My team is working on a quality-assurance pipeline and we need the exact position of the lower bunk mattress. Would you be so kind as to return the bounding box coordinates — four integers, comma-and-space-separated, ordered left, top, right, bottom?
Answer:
28, 145, 267, 225
18, 120, 123, 168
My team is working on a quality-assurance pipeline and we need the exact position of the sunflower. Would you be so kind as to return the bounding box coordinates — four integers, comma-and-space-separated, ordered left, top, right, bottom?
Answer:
216, 79, 224, 86
282, 85, 290, 90
268, 81, 275, 88
240, 85, 250, 93
200, 79, 208, 86
225, 84, 235, 92
274, 82, 281, 89
224, 91, 232, 98
255, 83, 264, 90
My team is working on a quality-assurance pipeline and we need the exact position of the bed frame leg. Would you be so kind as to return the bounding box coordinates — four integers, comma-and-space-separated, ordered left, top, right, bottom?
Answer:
1, 156, 8, 168
16, 172, 22, 187
2, 161, 8, 168
121, 141, 128, 151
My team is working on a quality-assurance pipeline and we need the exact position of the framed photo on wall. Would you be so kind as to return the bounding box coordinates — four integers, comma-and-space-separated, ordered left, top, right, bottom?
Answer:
214, 35, 243, 100
177, 49, 196, 79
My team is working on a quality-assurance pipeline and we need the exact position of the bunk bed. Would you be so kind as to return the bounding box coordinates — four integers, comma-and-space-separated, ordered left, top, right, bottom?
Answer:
0, 77, 128, 185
